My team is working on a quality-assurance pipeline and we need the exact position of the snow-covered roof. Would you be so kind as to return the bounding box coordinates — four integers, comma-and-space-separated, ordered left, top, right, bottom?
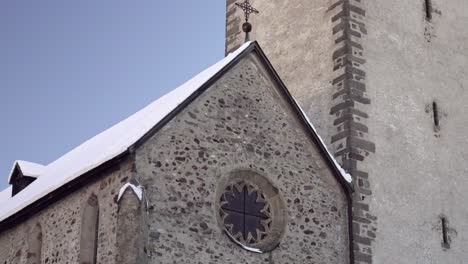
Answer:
0, 41, 352, 225
0, 42, 251, 223
0, 186, 12, 205
8, 160, 46, 183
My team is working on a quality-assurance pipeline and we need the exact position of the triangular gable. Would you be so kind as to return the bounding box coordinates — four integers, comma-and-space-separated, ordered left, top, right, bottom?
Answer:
0, 42, 352, 226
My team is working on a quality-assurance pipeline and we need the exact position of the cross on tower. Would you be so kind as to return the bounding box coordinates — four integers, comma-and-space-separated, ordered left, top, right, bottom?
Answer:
235, 0, 259, 22
235, 0, 260, 42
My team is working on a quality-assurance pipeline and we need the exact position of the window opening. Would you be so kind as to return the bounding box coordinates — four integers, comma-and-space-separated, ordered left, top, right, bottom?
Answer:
433, 101, 439, 130
441, 216, 450, 248
425, 0, 432, 20
221, 183, 271, 242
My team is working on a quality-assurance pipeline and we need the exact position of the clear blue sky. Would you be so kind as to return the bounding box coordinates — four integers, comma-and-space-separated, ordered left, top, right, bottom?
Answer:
0, 1, 226, 189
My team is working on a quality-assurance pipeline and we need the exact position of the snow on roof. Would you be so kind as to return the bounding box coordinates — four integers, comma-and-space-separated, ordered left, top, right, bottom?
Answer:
294, 99, 353, 183
7, 161, 46, 183
117, 183, 143, 202
0, 42, 252, 223
0, 186, 12, 205
0, 41, 351, 224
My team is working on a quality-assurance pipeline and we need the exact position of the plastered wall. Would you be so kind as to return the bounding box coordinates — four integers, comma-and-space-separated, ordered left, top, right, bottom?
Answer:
364, 0, 468, 263
226, 0, 468, 263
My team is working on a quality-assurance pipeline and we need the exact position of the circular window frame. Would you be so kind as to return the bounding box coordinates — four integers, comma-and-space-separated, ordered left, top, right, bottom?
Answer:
216, 170, 287, 253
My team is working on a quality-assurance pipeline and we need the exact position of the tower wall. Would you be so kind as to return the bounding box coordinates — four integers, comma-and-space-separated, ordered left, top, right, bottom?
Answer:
364, 0, 468, 263
226, 0, 468, 263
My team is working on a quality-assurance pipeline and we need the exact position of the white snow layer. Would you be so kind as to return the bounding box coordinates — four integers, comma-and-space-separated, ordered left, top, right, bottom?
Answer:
294, 99, 353, 183
7, 160, 45, 183
117, 183, 143, 202
0, 41, 351, 223
0, 186, 12, 205
0, 42, 252, 223
225, 230, 263, 253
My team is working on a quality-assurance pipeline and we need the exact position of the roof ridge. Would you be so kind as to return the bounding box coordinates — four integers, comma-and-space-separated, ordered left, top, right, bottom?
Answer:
0, 42, 253, 223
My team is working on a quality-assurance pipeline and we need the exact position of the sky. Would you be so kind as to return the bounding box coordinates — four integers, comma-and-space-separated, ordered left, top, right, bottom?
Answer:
0, 1, 226, 189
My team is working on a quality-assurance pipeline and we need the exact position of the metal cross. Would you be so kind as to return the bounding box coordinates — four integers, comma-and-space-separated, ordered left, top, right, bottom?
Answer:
236, 0, 259, 22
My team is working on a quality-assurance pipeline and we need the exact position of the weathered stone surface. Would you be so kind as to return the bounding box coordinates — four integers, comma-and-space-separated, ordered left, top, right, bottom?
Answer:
135, 53, 349, 263
0, 38, 351, 264
0, 158, 133, 264
116, 187, 147, 264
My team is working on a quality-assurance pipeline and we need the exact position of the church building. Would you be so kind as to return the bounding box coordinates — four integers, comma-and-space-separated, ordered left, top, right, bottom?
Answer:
1, 0, 468, 263
0, 42, 353, 263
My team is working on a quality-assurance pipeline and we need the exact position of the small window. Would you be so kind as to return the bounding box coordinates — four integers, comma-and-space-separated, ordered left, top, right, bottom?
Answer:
433, 101, 440, 131
441, 216, 450, 249
220, 182, 271, 243
217, 170, 286, 253
425, 0, 433, 20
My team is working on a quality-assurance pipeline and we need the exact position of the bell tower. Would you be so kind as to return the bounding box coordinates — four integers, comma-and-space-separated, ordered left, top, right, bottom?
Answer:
226, 0, 468, 263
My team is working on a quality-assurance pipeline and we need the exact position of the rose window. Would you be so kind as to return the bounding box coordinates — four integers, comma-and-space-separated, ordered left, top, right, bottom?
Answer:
219, 182, 272, 245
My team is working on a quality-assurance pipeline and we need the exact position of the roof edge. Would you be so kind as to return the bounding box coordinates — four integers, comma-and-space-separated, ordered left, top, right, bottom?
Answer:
132, 41, 257, 149
0, 151, 130, 234
0, 41, 353, 233
133, 40, 353, 193
0, 42, 256, 231
7, 162, 19, 184
248, 42, 354, 194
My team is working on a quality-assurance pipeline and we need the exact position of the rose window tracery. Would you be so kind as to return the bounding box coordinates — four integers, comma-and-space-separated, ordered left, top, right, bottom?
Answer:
219, 182, 272, 245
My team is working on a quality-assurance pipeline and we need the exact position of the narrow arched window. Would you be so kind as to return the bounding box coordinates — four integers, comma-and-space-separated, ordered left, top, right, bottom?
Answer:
79, 194, 99, 264
26, 223, 42, 264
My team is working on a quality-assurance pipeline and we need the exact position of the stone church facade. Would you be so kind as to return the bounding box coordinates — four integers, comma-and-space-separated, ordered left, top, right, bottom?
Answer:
1, 1, 467, 263
0, 43, 354, 263
227, 0, 468, 263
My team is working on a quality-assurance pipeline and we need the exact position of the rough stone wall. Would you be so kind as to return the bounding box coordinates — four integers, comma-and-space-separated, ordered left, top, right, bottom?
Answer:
116, 187, 147, 264
0, 158, 134, 264
135, 53, 350, 263
363, 0, 468, 263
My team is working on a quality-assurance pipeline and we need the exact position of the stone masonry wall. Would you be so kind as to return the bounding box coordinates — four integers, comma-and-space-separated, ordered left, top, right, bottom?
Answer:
327, 1, 376, 263
116, 186, 148, 264
0, 157, 134, 264
135, 53, 350, 263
